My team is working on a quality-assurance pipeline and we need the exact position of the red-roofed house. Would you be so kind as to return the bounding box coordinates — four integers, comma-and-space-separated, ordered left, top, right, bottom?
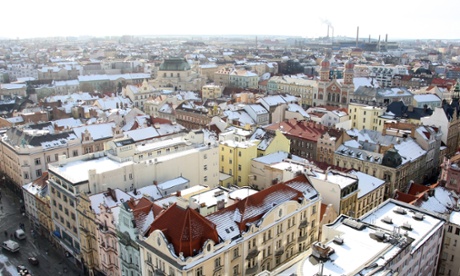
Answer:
139, 174, 321, 276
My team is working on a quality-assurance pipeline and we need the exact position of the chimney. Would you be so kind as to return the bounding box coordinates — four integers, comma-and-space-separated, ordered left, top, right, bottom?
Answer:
153, 180, 158, 185
327, 26, 330, 38
356, 26, 359, 48
369, 35, 371, 43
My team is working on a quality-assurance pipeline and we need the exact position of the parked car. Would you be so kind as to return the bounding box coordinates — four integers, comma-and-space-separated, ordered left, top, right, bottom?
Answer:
28, 256, 39, 265
2, 240, 19, 252
15, 229, 26, 240
17, 265, 32, 275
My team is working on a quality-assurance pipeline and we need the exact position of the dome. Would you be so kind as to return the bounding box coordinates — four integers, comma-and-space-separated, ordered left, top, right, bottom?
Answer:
321, 58, 330, 68
345, 60, 354, 70
381, 148, 402, 168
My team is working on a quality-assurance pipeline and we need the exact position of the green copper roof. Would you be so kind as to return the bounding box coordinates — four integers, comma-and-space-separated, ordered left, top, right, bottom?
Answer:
159, 58, 191, 71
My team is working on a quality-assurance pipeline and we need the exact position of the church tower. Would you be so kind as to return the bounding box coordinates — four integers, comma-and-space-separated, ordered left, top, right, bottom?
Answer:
320, 58, 331, 82
344, 60, 354, 85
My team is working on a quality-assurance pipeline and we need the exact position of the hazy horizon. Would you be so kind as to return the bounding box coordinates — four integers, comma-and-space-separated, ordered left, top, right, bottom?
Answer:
4, 0, 460, 40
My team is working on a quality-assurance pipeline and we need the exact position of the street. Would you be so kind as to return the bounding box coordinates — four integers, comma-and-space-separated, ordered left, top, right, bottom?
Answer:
0, 184, 83, 276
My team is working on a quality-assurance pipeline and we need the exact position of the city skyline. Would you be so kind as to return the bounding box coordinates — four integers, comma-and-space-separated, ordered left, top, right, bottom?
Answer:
4, 0, 460, 40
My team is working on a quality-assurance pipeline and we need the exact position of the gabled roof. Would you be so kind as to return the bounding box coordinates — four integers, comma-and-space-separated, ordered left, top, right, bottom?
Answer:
146, 204, 219, 258
207, 175, 315, 241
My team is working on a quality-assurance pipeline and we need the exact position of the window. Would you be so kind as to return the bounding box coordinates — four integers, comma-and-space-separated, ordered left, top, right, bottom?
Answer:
238, 176, 241, 182
71, 213, 76, 220
456, 228, 460, 235
215, 257, 221, 268
448, 225, 453, 233
233, 248, 239, 259
73, 150, 78, 157
46, 155, 51, 162
63, 195, 67, 202
53, 199, 56, 206
196, 267, 203, 276
34, 158, 41, 165
36, 169, 42, 177
204, 165, 207, 171
58, 204, 62, 211
238, 164, 241, 171
238, 151, 241, 157
312, 205, 317, 214
233, 265, 239, 276
204, 176, 207, 182
24, 172, 29, 179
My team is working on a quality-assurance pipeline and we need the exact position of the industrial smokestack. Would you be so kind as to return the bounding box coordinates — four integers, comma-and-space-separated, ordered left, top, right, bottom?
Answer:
327, 26, 330, 38
356, 26, 359, 48
369, 35, 371, 43
385, 34, 388, 43
378, 35, 381, 51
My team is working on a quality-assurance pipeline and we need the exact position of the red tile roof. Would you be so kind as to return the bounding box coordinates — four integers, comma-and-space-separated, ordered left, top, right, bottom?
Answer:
266, 119, 327, 142
407, 183, 430, 196
146, 204, 219, 257
393, 191, 418, 204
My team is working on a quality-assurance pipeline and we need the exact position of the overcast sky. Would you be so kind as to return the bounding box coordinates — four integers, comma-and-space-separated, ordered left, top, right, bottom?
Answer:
3, 0, 459, 40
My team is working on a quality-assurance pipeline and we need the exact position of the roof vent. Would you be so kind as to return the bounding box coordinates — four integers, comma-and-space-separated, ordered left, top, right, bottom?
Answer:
381, 216, 393, 224
413, 213, 424, 221
333, 236, 344, 245
402, 221, 412, 231
393, 207, 407, 215
343, 218, 366, 230
374, 231, 386, 241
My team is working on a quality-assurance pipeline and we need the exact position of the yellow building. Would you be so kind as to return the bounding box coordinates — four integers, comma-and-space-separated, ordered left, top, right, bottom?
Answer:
348, 103, 386, 131
251, 129, 291, 157
138, 174, 321, 276
267, 76, 316, 107
77, 193, 102, 276
307, 168, 359, 217
219, 136, 259, 187
349, 170, 386, 218
202, 84, 223, 99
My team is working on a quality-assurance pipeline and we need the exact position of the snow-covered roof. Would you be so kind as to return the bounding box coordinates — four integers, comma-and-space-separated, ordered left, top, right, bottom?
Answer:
360, 200, 445, 253
310, 170, 357, 189
413, 94, 441, 102
418, 186, 457, 214
48, 157, 133, 184
349, 170, 385, 198
51, 118, 83, 128
125, 127, 160, 141
450, 211, 460, 226
294, 215, 400, 276
89, 188, 132, 214
252, 151, 306, 164
72, 122, 116, 141
287, 103, 309, 118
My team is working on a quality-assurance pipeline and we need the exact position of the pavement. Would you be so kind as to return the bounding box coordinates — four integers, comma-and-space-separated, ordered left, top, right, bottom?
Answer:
0, 184, 83, 276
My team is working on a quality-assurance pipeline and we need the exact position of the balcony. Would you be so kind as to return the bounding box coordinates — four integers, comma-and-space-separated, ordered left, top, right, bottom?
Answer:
275, 246, 285, 257
245, 263, 259, 275
246, 248, 260, 260
297, 234, 308, 242
298, 219, 308, 229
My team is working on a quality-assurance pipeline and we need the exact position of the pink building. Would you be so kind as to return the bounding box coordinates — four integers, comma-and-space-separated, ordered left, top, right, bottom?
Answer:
441, 155, 460, 194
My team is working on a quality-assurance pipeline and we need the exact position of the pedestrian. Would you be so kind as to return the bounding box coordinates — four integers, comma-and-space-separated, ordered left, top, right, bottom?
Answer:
10, 233, 13, 239
4, 230, 7, 237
